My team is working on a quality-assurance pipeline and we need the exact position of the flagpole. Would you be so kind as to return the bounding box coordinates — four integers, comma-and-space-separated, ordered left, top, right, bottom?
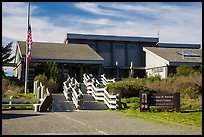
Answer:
25, 2, 30, 94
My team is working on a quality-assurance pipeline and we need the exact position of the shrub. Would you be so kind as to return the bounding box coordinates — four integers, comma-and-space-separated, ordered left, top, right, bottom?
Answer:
182, 86, 201, 99
8, 76, 24, 86
2, 78, 10, 94
180, 98, 202, 111
107, 80, 155, 98
35, 62, 60, 82
7, 85, 24, 94
175, 65, 199, 76
34, 74, 58, 93
2, 77, 24, 96
145, 74, 162, 82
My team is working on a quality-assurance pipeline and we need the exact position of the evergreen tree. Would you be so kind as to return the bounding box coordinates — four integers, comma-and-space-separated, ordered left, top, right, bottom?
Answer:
2, 42, 15, 65
2, 42, 15, 77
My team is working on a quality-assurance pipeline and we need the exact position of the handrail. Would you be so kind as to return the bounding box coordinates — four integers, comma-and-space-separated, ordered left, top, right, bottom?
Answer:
62, 75, 83, 110
2, 98, 41, 102
101, 74, 116, 85
83, 73, 121, 110
33, 81, 51, 100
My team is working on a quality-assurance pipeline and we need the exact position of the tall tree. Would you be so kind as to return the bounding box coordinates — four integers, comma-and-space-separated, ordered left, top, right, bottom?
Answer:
2, 42, 15, 77
2, 42, 15, 65
35, 62, 60, 82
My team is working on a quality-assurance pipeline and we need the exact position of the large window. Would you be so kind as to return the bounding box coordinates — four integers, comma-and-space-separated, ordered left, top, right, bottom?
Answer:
98, 41, 111, 66
113, 42, 125, 66
127, 43, 138, 67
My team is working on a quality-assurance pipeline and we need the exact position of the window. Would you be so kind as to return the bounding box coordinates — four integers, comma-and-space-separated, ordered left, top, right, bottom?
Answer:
177, 51, 200, 57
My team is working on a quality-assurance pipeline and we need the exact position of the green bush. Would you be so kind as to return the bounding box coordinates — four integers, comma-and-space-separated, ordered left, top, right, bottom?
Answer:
34, 74, 58, 93
35, 62, 60, 82
121, 97, 140, 110
2, 78, 10, 94
8, 76, 24, 86
175, 65, 200, 76
182, 86, 201, 99
180, 98, 202, 111
107, 81, 155, 98
145, 74, 162, 82
2, 77, 25, 96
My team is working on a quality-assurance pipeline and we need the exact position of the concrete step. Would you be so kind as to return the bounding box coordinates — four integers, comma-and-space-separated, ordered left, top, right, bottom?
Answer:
82, 94, 95, 101
82, 101, 108, 110
80, 83, 87, 94
52, 94, 76, 112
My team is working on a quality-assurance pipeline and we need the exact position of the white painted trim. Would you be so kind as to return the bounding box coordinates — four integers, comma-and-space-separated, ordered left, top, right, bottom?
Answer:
145, 65, 167, 70
17, 43, 22, 58
143, 47, 170, 65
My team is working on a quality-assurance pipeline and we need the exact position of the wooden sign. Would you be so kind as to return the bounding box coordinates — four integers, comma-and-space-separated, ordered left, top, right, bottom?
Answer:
139, 90, 180, 112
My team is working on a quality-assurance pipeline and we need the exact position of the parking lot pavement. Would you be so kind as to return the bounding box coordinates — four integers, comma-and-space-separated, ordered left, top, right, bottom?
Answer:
2, 110, 202, 135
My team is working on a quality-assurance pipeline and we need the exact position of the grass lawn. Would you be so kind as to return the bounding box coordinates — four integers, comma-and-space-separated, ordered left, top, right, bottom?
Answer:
2, 93, 37, 111
109, 97, 202, 127
115, 109, 202, 127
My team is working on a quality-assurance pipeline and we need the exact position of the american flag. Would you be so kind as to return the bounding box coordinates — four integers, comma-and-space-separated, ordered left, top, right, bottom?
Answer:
27, 25, 32, 62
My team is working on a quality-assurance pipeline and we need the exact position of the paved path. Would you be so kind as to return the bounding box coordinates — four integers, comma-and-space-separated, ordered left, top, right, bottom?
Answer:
2, 110, 202, 135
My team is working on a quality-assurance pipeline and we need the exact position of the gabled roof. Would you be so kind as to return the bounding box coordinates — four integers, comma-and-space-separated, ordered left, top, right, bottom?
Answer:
17, 41, 104, 64
143, 47, 202, 65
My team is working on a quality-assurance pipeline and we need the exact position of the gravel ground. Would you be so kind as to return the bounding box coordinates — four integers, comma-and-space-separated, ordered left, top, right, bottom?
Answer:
2, 110, 202, 135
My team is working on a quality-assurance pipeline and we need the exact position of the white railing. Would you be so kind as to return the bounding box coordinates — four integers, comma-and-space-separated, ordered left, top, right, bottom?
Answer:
63, 76, 83, 110
32, 81, 52, 112
33, 80, 51, 100
100, 74, 116, 85
3, 81, 51, 112
83, 73, 121, 110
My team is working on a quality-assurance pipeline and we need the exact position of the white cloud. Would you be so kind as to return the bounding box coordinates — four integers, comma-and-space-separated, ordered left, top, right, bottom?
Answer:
73, 2, 123, 17
2, 2, 202, 76
73, 2, 202, 45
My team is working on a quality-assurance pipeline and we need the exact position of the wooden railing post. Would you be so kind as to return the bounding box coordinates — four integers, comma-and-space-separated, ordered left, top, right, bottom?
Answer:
116, 93, 121, 110
9, 96, 15, 109
33, 80, 39, 95
41, 86, 45, 99
37, 86, 40, 99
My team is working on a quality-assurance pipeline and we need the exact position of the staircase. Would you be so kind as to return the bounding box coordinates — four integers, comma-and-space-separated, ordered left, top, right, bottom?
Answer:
52, 94, 76, 112
80, 83, 108, 110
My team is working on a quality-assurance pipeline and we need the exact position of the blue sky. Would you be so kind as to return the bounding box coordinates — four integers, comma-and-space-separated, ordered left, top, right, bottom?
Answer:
2, 2, 202, 76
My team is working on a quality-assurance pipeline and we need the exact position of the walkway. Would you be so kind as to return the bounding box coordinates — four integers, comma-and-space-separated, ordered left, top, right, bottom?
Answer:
2, 110, 202, 135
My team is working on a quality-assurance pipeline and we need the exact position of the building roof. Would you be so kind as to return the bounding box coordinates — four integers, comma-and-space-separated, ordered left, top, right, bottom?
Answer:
143, 47, 202, 65
17, 41, 104, 64
157, 43, 201, 49
67, 33, 159, 43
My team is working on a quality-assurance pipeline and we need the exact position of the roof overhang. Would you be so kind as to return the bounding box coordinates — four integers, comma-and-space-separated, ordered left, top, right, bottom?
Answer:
67, 33, 159, 43
168, 62, 202, 66
157, 43, 201, 49
30, 58, 103, 64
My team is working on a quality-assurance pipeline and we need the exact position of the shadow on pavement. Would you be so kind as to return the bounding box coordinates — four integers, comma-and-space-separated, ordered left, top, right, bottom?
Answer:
2, 113, 44, 120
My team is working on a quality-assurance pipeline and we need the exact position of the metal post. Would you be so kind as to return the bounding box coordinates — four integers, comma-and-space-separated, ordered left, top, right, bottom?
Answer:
24, 2, 30, 94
